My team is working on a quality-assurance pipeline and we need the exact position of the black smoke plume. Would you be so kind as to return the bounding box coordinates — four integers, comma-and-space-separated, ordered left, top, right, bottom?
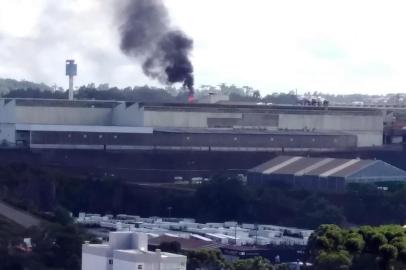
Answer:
119, 0, 194, 98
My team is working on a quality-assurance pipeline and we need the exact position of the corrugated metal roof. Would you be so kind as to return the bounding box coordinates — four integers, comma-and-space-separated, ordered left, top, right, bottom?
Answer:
272, 157, 324, 175
319, 159, 361, 178
249, 156, 384, 179
294, 158, 334, 176
249, 156, 292, 173
263, 156, 303, 174
16, 124, 153, 134
306, 158, 351, 176
332, 160, 376, 177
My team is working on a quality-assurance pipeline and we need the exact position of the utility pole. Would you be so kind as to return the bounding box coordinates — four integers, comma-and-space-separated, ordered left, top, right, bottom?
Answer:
234, 222, 237, 245
255, 223, 258, 246
167, 206, 173, 218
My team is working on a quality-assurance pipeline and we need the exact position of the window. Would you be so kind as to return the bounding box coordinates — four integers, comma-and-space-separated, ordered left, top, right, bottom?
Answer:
108, 259, 113, 265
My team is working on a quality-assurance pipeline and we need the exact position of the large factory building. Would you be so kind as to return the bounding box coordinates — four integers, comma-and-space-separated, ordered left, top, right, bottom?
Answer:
0, 98, 384, 151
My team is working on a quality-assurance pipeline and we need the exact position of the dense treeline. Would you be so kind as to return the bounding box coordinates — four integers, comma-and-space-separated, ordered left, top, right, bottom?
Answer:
307, 224, 406, 270
157, 244, 288, 270
0, 208, 98, 270
185, 249, 288, 270
2, 84, 299, 104
2, 77, 405, 105
0, 78, 51, 95
1, 164, 406, 229
50, 177, 406, 228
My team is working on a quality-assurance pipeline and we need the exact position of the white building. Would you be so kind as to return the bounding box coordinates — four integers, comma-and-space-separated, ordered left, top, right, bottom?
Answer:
82, 231, 186, 270
0, 98, 385, 149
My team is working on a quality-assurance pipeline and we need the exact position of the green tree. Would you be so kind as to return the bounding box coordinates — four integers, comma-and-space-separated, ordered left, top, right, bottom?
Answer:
187, 250, 229, 270
53, 206, 73, 226
344, 234, 365, 254
233, 257, 273, 270
308, 225, 406, 270
379, 244, 398, 270
314, 251, 351, 270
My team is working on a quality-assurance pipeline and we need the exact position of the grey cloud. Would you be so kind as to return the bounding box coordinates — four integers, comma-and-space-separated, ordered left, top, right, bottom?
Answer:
0, 0, 147, 87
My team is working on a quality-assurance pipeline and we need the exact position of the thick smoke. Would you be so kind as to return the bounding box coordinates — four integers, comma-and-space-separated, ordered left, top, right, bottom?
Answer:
119, 0, 194, 98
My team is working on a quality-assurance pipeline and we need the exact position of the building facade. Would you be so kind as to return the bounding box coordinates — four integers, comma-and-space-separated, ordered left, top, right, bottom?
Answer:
0, 99, 384, 150
82, 232, 186, 270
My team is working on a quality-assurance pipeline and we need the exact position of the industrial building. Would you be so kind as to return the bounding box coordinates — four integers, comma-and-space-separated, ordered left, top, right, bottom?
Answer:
247, 156, 406, 191
82, 231, 186, 270
0, 98, 386, 151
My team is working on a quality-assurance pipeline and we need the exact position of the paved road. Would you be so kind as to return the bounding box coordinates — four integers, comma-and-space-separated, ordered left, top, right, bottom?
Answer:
0, 201, 41, 228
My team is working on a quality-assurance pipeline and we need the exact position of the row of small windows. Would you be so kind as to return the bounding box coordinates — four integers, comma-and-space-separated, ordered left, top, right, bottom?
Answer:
185, 137, 337, 142
184, 137, 339, 143
67, 134, 118, 139
63, 134, 340, 144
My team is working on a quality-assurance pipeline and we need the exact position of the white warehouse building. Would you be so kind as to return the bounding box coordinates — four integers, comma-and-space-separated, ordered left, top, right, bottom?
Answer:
0, 98, 384, 150
82, 231, 186, 270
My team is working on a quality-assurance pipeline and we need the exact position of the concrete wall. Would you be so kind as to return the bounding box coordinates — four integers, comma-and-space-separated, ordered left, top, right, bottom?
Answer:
112, 260, 144, 270
142, 110, 280, 128
143, 111, 242, 128
0, 100, 16, 123
112, 258, 184, 270
113, 251, 186, 270
0, 124, 16, 144
352, 132, 383, 147
278, 114, 383, 132
109, 232, 133, 250
15, 106, 113, 126
279, 114, 383, 147
112, 103, 144, 127
82, 253, 112, 270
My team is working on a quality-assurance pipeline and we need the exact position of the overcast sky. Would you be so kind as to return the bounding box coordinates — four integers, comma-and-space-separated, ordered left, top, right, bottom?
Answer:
0, 0, 405, 95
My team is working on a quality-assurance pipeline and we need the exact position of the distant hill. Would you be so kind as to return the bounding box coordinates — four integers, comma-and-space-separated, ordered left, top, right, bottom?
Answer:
0, 78, 51, 95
